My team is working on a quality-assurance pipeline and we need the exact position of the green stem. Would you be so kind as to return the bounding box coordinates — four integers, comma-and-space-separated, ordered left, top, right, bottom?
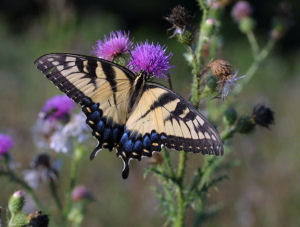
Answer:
49, 179, 63, 213
246, 30, 259, 58
177, 151, 187, 181
161, 147, 176, 179
63, 146, 83, 225
175, 151, 187, 227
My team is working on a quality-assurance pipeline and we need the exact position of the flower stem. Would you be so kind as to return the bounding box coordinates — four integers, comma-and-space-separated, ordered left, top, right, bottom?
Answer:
175, 151, 187, 227
49, 179, 63, 216
246, 30, 259, 58
63, 145, 84, 225
161, 147, 176, 179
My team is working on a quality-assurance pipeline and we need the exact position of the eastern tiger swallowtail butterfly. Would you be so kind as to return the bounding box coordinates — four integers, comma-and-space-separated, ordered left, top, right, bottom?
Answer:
35, 53, 223, 179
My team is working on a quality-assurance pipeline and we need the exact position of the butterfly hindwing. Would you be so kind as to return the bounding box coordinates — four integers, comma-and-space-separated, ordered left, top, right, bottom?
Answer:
125, 82, 224, 156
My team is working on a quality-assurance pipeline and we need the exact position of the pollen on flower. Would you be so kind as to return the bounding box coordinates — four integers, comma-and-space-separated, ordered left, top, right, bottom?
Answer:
128, 41, 173, 79
93, 31, 132, 61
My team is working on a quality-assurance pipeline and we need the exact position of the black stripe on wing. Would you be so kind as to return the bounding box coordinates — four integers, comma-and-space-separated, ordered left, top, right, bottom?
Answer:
144, 83, 224, 156
34, 53, 135, 104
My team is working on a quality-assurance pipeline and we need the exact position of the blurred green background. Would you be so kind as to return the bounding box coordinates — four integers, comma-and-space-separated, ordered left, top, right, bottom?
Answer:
1, 0, 300, 226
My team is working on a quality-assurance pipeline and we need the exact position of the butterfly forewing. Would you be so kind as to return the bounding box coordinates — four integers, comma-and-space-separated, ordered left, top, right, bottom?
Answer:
35, 53, 134, 125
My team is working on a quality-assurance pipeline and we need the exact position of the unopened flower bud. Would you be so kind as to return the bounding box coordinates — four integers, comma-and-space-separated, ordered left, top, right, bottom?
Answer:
223, 107, 238, 125
231, 1, 253, 22
235, 115, 255, 134
239, 17, 255, 33
8, 190, 26, 214
252, 104, 274, 128
177, 30, 193, 46
72, 185, 93, 202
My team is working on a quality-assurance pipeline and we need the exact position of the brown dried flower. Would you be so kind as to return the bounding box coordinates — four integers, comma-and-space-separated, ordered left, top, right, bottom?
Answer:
209, 59, 233, 80
209, 59, 245, 99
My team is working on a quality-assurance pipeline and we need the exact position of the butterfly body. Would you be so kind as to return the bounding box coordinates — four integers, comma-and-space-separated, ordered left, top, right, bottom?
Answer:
35, 53, 223, 179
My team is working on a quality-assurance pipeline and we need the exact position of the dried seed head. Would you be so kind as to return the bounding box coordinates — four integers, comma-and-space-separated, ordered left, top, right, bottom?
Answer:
209, 59, 233, 80
166, 5, 190, 30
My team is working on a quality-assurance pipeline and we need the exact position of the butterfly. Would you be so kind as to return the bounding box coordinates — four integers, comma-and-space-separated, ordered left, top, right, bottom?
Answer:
35, 53, 224, 179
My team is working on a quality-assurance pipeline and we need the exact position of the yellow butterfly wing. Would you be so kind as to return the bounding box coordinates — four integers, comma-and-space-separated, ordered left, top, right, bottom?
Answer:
125, 82, 223, 156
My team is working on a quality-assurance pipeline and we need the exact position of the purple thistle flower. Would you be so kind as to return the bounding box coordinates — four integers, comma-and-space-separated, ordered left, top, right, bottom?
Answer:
231, 1, 253, 22
128, 41, 173, 79
0, 134, 14, 156
41, 95, 75, 121
93, 31, 132, 61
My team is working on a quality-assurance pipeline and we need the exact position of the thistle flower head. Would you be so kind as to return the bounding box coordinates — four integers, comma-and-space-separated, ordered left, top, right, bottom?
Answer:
72, 185, 93, 202
128, 41, 173, 79
252, 104, 274, 128
41, 95, 75, 122
231, 1, 253, 22
0, 134, 14, 156
93, 31, 132, 61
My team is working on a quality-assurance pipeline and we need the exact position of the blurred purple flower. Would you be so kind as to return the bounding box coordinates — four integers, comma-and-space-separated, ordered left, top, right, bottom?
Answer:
128, 41, 173, 79
0, 134, 14, 157
41, 95, 75, 122
93, 31, 132, 61
72, 185, 93, 202
231, 1, 253, 22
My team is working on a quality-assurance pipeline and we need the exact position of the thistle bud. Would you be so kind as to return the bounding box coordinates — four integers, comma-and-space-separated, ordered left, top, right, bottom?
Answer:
223, 107, 238, 126
239, 17, 255, 33
252, 104, 274, 128
8, 190, 26, 214
72, 186, 93, 202
235, 115, 255, 134
231, 1, 253, 22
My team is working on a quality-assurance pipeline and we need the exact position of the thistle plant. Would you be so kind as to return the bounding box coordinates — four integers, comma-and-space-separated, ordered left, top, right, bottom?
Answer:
0, 0, 290, 226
